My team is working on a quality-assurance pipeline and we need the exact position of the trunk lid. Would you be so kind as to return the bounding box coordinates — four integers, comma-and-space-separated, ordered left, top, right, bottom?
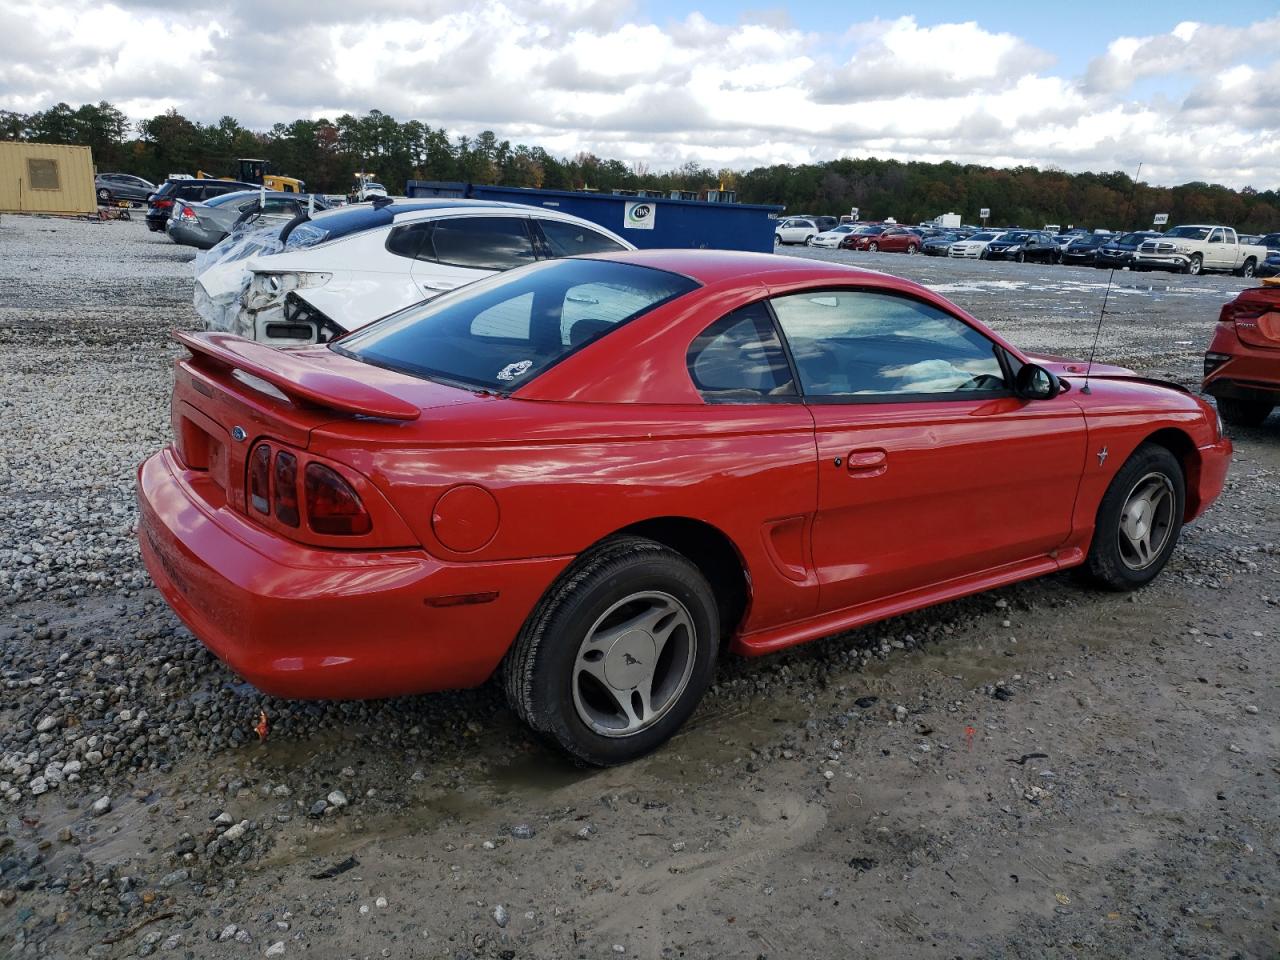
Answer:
169, 331, 477, 514
1225, 286, 1280, 350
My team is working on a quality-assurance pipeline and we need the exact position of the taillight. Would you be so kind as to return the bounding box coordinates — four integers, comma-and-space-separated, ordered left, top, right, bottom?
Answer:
154, 198, 173, 210
175, 203, 198, 223
273, 451, 299, 527
1220, 302, 1260, 325
305, 463, 371, 535
249, 444, 271, 514
1203, 352, 1231, 378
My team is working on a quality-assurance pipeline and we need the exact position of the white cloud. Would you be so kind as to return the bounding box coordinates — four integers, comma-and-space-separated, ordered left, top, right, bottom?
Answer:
0, 1, 1277, 188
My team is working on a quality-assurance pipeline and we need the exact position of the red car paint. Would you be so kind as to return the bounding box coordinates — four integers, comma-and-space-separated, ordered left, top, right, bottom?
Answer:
137, 250, 1231, 700
844, 226, 921, 254
1203, 281, 1280, 416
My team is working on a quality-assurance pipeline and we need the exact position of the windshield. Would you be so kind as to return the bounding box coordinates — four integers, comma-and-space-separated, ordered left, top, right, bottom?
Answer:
1115, 232, 1154, 244
1163, 226, 1211, 240
336, 259, 699, 392
829, 225, 854, 233
969, 232, 999, 242
998, 231, 1030, 242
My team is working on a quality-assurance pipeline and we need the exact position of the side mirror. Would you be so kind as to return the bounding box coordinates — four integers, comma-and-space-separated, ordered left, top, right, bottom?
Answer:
1014, 363, 1061, 400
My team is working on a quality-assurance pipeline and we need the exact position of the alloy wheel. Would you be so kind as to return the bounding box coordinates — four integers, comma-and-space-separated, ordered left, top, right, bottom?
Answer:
1117, 472, 1176, 571
572, 591, 697, 738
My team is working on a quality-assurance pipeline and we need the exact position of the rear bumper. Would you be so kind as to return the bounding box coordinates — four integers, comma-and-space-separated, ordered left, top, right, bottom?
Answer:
167, 221, 220, 249
1202, 327, 1280, 400
136, 449, 571, 699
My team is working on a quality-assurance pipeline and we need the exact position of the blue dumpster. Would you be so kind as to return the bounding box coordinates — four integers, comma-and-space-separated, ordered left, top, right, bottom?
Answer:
404, 182, 784, 253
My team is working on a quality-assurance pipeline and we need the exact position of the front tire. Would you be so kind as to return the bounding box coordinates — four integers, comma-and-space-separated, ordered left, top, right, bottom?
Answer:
1081, 443, 1185, 591
503, 536, 720, 766
906, 244, 918, 255
868, 241, 879, 252
96, 187, 110, 202
1217, 396, 1274, 427
1187, 254, 1203, 276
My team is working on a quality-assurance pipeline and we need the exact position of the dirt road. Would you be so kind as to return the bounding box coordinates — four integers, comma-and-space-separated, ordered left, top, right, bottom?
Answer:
1, 216, 1276, 958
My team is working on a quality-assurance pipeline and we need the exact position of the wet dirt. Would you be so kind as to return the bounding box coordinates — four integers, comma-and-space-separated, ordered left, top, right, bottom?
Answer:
1, 217, 1277, 958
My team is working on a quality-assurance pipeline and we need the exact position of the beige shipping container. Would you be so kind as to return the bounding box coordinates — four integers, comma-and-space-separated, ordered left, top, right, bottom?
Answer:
0, 141, 97, 216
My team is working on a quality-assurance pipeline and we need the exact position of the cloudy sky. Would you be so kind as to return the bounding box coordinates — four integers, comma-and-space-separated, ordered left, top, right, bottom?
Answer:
2, 0, 1277, 187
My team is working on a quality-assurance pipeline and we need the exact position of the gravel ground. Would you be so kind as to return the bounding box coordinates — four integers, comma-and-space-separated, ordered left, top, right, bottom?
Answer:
1, 215, 1277, 959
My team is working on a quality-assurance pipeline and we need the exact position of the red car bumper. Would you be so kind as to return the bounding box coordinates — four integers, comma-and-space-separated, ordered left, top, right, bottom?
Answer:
136, 449, 570, 700
1189, 437, 1232, 521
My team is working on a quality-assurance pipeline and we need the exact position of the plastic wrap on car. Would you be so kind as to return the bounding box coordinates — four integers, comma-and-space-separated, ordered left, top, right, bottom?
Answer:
192, 224, 286, 332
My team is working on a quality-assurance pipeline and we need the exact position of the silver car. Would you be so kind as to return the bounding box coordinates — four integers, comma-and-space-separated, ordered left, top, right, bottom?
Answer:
166, 191, 328, 250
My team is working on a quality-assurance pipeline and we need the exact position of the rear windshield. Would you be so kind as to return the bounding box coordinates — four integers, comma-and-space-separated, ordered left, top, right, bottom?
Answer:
336, 259, 699, 392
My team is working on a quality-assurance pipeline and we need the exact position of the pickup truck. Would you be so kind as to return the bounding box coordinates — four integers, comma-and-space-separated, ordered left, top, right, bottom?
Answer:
1133, 225, 1267, 277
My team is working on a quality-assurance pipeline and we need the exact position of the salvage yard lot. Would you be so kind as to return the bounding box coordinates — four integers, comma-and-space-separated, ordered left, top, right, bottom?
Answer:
1, 215, 1277, 958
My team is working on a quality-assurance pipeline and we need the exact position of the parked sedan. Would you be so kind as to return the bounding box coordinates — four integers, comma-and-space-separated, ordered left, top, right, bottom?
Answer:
95, 173, 157, 205
948, 231, 1005, 258
1257, 252, 1280, 278
1094, 231, 1163, 269
194, 200, 634, 344
138, 250, 1230, 764
846, 225, 922, 254
921, 232, 962, 256
167, 191, 330, 250
1061, 233, 1114, 265
1203, 280, 1280, 426
809, 224, 859, 248
983, 230, 1061, 263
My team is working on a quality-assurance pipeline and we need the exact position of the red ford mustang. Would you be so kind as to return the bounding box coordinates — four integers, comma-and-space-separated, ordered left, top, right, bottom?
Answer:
138, 251, 1231, 765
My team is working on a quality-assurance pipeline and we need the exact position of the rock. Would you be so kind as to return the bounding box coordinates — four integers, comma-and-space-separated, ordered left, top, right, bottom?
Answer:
218, 924, 238, 942
671, 840, 686, 851
1244, 704, 1259, 715
375, 896, 388, 908
265, 943, 286, 957
35, 716, 59, 733
326, 790, 348, 809
511, 823, 535, 840
221, 820, 250, 843
308, 801, 327, 818
158, 869, 188, 888
90, 795, 112, 816
493, 904, 509, 927
893, 705, 908, 722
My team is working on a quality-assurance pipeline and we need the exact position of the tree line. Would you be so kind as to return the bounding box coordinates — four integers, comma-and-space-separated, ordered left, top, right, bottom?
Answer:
3, 101, 1277, 232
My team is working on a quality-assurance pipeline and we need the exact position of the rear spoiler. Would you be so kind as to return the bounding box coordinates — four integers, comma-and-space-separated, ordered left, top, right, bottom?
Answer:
173, 330, 421, 422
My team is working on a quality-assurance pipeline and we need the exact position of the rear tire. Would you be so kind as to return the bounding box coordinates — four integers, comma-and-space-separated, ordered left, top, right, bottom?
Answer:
1015, 252, 1026, 263
1217, 396, 1274, 427
503, 536, 720, 766
96, 188, 110, 202
868, 241, 879, 252
1236, 259, 1256, 278
1081, 444, 1185, 591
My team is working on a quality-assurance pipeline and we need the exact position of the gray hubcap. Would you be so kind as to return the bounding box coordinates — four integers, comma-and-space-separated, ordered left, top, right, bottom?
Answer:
572, 591, 696, 738
1118, 472, 1175, 570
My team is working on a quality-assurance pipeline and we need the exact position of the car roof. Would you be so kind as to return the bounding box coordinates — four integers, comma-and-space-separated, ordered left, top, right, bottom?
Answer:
303, 198, 535, 239
575, 248, 886, 286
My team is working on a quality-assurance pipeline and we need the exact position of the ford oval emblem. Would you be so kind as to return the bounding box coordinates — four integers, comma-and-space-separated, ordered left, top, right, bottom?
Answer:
231, 426, 247, 442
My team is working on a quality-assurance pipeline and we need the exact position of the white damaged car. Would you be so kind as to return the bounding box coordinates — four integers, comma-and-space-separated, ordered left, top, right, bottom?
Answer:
194, 200, 633, 345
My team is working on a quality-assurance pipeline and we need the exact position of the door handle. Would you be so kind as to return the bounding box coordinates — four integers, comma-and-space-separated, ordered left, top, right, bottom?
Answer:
422, 280, 461, 291
845, 448, 888, 476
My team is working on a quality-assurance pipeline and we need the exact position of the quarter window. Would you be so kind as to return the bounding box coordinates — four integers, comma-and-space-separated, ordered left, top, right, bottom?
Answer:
537, 219, 626, 257
687, 303, 796, 402
429, 217, 537, 271
771, 290, 1006, 398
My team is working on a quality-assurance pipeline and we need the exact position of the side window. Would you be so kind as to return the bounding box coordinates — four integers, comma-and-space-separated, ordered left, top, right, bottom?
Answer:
430, 217, 536, 271
385, 222, 430, 260
260, 198, 295, 215
771, 290, 1006, 399
1208, 228, 1226, 244
686, 302, 796, 403
536, 219, 626, 258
